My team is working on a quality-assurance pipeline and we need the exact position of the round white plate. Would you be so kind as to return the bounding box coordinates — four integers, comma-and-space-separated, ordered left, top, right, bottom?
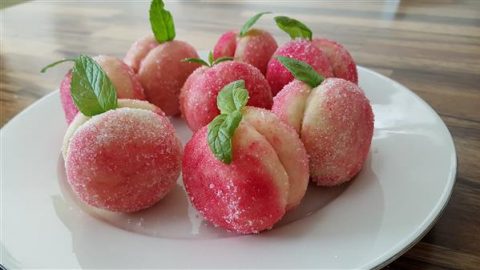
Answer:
1, 67, 456, 269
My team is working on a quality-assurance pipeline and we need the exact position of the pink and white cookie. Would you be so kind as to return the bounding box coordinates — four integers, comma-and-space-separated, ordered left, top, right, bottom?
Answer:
272, 57, 373, 186
183, 82, 308, 234
63, 99, 182, 213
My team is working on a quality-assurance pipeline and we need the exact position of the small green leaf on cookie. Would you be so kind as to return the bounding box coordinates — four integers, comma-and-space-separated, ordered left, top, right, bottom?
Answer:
276, 56, 324, 88
149, 0, 176, 43
207, 80, 250, 164
182, 57, 210, 67
239, 11, 272, 37
70, 55, 118, 116
274, 16, 312, 40
216, 80, 248, 114
207, 111, 243, 164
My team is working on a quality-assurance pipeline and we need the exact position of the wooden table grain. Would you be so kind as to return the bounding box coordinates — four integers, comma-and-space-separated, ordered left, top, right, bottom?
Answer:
1, 1, 479, 269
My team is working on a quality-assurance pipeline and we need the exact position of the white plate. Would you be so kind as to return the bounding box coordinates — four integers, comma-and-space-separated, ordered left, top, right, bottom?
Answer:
1, 66, 456, 269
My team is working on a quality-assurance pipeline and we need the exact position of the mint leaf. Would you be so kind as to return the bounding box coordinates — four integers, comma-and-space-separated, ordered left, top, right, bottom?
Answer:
149, 0, 175, 43
276, 56, 323, 88
182, 57, 209, 66
208, 80, 250, 164
212, 56, 234, 65
217, 80, 248, 114
207, 111, 242, 164
40, 58, 75, 73
274, 16, 312, 40
208, 51, 214, 66
239, 12, 271, 37
70, 55, 118, 116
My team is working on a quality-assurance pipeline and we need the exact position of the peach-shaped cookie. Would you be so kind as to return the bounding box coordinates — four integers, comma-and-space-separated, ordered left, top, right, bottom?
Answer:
124, 0, 200, 115
63, 99, 182, 213
183, 82, 308, 234
213, 12, 277, 74
312, 38, 358, 84
179, 61, 273, 132
57, 55, 145, 123
272, 57, 373, 186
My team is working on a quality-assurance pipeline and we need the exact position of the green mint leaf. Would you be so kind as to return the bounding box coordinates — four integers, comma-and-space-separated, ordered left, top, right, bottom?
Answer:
208, 51, 214, 66
212, 56, 233, 65
182, 57, 210, 67
70, 55, 118, 116
40, 58, 75, 73
217, 80, 248, 114
276, 56, 323, 88
207, 110, 243, 164
239, 11, 272, 37
149, 0, 176, 43
207, 80, 251, 164
274, 16, 312, 40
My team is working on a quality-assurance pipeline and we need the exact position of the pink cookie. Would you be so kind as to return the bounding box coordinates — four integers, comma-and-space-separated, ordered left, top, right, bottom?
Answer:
179, 61, 273, 131
312, 38, 358, 84
63, 99, 182, 213
183, 107, 309, 234
266, 39, 333, 96
124, 36, 200, 115
60, 55, 145, 124
213, 29, 277, 74
273, 78, 374, 186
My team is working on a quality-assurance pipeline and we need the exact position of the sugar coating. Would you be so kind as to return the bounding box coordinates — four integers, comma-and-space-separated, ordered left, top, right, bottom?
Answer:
266, 39, 334, 96
242, 107, 309, 210
234, 29, 278, 74
128, 38, 200, 116
179, 61, 273, 131
62, 99, 165, 158
312, 38, 358, 84
59, 56, 146, 124
213, 30, 237, 59
273, 78, 374, 186
65, 106, 182, 213
182, 122, 288, 234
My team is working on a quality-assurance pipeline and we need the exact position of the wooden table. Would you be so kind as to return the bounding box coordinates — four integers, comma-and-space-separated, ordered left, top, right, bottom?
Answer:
1, 1, 479, 269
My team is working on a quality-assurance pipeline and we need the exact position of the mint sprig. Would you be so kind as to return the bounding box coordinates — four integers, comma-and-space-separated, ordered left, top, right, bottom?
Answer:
276, 56, 324, 88
207, 80, 249, 164
182, 51, 233, 67
274, 16, 312, 41
239, 12, 271, 37
149, 0, 176, 43
41, 55, 118, 116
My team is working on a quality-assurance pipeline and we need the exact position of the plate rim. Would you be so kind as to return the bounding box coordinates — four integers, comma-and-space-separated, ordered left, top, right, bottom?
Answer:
357, 66, 457, 269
